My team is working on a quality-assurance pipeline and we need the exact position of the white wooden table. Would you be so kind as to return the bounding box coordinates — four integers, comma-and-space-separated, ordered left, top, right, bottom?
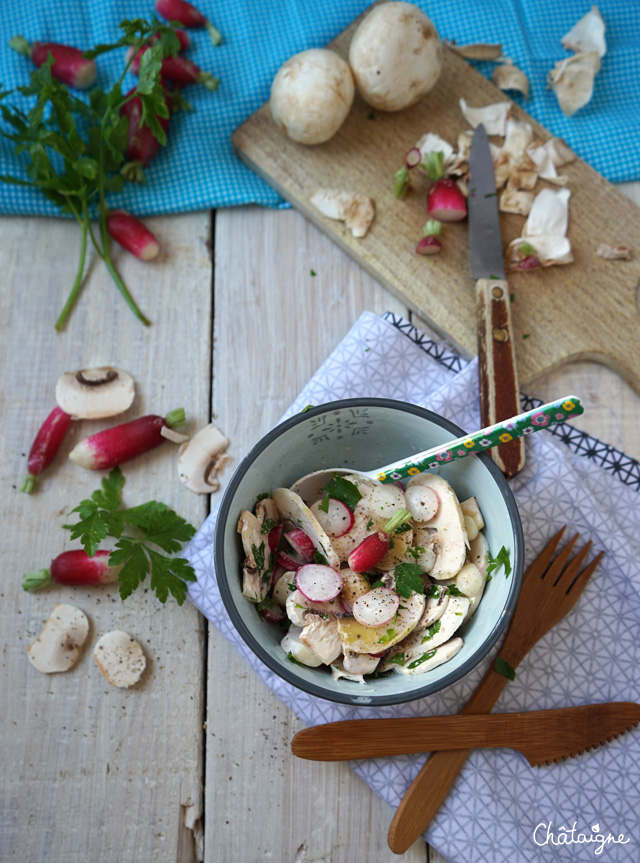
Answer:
2, 181, 639, 863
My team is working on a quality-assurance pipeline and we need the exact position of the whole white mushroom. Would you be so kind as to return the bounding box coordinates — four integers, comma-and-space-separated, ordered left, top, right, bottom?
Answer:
348, 2, 442, 111
270, 48, 355, 145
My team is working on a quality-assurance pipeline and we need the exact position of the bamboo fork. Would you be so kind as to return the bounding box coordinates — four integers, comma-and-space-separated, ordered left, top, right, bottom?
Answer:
387, 526, 605, 854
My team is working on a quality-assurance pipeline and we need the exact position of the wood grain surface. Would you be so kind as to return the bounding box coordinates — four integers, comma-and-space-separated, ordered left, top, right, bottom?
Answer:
233, 24, 640, 394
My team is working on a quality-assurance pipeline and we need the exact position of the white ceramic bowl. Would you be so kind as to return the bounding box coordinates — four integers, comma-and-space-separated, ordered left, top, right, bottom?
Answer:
215, 399, 524, 706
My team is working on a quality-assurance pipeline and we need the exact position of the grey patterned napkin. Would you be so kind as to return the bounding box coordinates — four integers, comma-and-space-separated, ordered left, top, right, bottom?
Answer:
186, 311, 640, 863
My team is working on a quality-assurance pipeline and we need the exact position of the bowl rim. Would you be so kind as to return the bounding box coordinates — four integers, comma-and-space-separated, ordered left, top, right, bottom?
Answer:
214, 397, 525, 706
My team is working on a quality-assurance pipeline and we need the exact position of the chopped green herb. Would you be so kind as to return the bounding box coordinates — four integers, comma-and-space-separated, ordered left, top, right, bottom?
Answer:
321, 475, 362, 511
408, 649, 437, 669
487, 545, 511, 578
260, 518, 277, 534
494, 656, 516, 680
367, 110, 375, 120
484, 192, 497, 198
523, 333, 530, 340
318, 495, 330, 513
408, 545, 425, 560
280, 616, 291, 632
398, 604, 407, 610
394, 522, 412, 534
366, 518, 374, 531
287, 651, 305, 667
421, 620, 441, 642
486, 574, 493, 583
394, 563, 425, 599
287, 582, 297, 592
255, 597, 277, 612
256, 492, 269, 502
510, 292, 515, 303
377, 628, 396, 644
387, 652, 406, 666
293, 602, 306, 609
489, 274, 500, 280
251, 542, 266, 572
310, 269, 316, 276
369, 579, 385, 589
313, 550, 329, 566
455, 611, 463, 615
364, 347, 371, 352
426, 584, 442, 598
447, 585, 463, 596
300, 405, 314, 413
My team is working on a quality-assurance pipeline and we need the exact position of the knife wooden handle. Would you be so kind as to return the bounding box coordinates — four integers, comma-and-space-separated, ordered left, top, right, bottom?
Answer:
476, 278, 525, 479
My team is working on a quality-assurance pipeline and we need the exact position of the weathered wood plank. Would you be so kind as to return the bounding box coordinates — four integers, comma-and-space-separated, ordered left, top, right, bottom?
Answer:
206, 206, 427, 863
0, 212, 211, 862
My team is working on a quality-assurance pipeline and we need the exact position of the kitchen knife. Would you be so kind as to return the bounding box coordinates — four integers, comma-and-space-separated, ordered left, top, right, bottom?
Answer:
291, 702, 640, 766
468, 123, 525, 479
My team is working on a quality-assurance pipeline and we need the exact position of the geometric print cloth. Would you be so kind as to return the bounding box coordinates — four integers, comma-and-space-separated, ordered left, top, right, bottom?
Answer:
186, 311, 640, 863
0, 0, 639, 220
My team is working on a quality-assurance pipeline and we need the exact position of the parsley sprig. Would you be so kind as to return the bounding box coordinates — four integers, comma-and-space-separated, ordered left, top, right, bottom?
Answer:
63, 467, 197, 605
487, 545, 512, 578
0, 17, 183, 330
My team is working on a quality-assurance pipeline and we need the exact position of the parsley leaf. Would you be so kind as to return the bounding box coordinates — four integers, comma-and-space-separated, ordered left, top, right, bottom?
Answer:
64, 468, 197, 605
312, 550, 329, 566
318, 496, 330, 514
321, 475, 362, 511
426, 584, 442, 598
421, 620, 441, 642
494, 656, 516, 680
394, 563, 425, 598
407, 649, 437, 669
260, 518, 278, 534
369, 579, 385, 589
487, 545, 511, 578
408, 545, 425, 560
377, 628, 396, 644
387, 652, 406, 666
447, 585, 463, 596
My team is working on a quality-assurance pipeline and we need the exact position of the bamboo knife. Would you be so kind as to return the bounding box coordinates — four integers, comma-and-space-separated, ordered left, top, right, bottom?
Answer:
291, 702, 640, 766
468, 122, 525, 479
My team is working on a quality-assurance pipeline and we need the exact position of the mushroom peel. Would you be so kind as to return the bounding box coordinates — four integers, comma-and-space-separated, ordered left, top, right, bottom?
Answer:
548, 51, 600, 117
270, 49, 354, 145
492, 62, 530, 99
561, 6, 606, 58
348, 2, 442, 112
93, 630, 146, 688
177, 423, 229, 494
27, 603, 89, 674
308, 189, 375, 239
459, 98, 512, 137
55, 366, 135, 420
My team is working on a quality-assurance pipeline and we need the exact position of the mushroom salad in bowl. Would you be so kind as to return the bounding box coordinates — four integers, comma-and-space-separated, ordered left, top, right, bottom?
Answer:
215, 399, 524, 706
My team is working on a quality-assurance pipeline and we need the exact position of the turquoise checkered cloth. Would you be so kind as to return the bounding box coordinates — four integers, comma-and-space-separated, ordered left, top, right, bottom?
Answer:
0, 0, 638, 217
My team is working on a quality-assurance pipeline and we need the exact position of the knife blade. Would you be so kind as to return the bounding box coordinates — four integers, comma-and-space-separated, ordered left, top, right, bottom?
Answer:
468, 123, 525, 479
291, 702, 640, 767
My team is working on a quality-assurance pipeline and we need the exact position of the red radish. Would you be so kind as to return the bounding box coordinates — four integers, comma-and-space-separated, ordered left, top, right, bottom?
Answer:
267, 524, 283, 552
516, 254, 541, 270
129, 45, 220, 90
284, 528, 315, 562
22, 550, 121, 591
277, 549, 304, 571
155, 0, 223, 45
416, 218, 442, 256
348, 531, 391, 572
68, 408, 186, 471
149, 29, 191, 51
9, 36, 97, 89
120, 88, 171, 178
295, 565, 343, 603
427, 177, 467, 222
310, 498, 355, 538
21, 406, 72, 494
257, 598, 285, 624
347, 508, 413, 572
404, 147, 422, 169
352, 587, 400, 627
107, 210, 160, 261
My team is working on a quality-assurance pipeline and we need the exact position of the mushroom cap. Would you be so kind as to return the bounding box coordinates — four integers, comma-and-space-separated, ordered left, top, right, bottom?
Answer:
270, 48, 354, 145
348, 2, 442, 111
177, 423, 229, 494
55, 366, 135, 420
27, 603, 89, 674
93, 630, 146, 688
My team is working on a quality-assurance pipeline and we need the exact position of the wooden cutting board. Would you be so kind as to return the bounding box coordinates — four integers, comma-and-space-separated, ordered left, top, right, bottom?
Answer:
232, 8, 640, 393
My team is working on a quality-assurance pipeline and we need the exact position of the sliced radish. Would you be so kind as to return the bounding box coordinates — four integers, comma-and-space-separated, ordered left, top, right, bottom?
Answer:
268, 524, 283, 552
347, 532, 390, 573
404, 147, 422, 169
278, 550, 304, 571
284, 528, 315, 562
352, 587, 400, 628
406, 485, 439, 522
295, 565, 343, 603
310, 498, 355, 538
427, 178, 467, 222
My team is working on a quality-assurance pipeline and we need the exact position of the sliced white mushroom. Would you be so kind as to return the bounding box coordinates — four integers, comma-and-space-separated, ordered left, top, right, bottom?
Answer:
386, 637, 463, 676
417, 594, 469, 647
337, 591, 425, 654
237, 510, 271, 601
255, 497, 279, 527
418, 583, 450, 628
492, 61, 530, 99
443, 562, 486, 621
459, 98, 512, 136
55, 367, 135, 420
561, 6, 606, 58
285, 589, 343, 627
273, 571, 296, 606
404, 525, 437, 572
468, 531, 490, 576
26, 603, 89, 674
272, 488, 340, 569
281, 627, 323, 667
596, 243, 634, 261
331, 657, 366, 684
406, 473, 467, 579
177, 423, 229, 494
308, 189, 375, 239
299, 617, 342, 665
93, 630, 146, 688
342, 649, 381, 676
548, 51, 600, 117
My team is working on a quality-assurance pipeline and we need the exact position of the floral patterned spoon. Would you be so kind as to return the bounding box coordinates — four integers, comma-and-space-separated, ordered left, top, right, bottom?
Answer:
291, 396, 582, 501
